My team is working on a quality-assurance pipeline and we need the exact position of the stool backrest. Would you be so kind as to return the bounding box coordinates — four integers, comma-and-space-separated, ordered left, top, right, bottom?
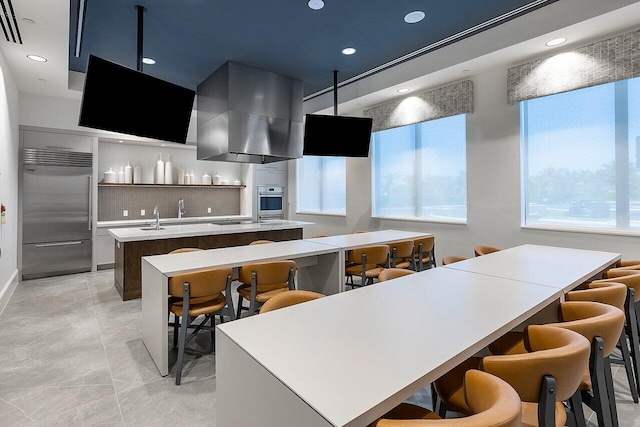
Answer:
442, 255, 466, 265
347, 245, 390, 266
249, 240, 274, 245
548, 301, 625, 357
474, 245, 500, 257
168, 266, 232, 298
566, 282, 627, 310
259, 290, 325, 314
594, 273, 640, 303
378, 268, 416, 282
169, 248, 203, 254
239, 260, 297, 287
388, 239, 414, 258
482, 324, 590, 403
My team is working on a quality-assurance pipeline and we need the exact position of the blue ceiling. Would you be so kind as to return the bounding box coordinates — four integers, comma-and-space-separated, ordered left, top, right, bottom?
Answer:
69, 0, 555, 97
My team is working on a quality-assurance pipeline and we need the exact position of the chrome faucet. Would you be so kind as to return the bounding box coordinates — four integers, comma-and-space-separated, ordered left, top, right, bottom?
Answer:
178, 199, 185, 219
153, 206, 160, 230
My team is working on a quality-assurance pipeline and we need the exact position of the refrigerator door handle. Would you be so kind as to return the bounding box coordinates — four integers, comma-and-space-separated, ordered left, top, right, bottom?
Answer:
88, 175, 93, 231
35, 241, 83, 248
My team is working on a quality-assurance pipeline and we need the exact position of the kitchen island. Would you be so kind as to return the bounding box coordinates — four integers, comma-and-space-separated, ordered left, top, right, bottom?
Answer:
108, 220, 313, 300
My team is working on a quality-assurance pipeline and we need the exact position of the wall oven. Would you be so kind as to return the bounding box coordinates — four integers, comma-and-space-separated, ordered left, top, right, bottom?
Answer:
257, 186, 284, 220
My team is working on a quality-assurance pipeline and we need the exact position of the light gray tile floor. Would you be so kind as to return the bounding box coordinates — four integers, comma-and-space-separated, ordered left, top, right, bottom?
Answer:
1, 271, 639, 426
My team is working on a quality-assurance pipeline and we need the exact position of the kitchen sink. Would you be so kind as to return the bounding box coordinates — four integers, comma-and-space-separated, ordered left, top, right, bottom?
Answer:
139, 226, 165, 231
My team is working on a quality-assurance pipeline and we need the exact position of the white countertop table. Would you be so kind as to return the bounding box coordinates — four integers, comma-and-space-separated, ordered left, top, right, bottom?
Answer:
216, 267, 562, 427
215, 243, 620, 426
443, 244, 620, 292
142, 239, 343, 376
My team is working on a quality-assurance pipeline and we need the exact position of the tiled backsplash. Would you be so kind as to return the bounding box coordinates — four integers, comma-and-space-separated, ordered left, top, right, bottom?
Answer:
98, 185, 242, 221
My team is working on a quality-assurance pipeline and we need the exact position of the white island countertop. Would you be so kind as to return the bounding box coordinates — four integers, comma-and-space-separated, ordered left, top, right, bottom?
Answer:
97, 214, 253, 228
108, 220, 314, 242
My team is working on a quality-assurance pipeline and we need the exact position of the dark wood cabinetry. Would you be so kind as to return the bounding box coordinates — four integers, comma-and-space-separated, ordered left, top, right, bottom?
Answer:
114, 228, 303, 300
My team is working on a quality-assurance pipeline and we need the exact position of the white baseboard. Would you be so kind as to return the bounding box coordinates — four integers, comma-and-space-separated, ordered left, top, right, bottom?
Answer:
0, 269, 18, 315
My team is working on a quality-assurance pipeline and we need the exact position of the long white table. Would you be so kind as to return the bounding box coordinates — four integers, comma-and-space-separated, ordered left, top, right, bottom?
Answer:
216, 267, 562, 427
142, 239, 343, 376
442, 244, 620, 292
215, 244, 620, 426
141, 230, 433, 375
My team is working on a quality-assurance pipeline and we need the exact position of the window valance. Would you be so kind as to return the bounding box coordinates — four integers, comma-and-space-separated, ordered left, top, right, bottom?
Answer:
363, 80, 473, 132
508, 28, 640, 104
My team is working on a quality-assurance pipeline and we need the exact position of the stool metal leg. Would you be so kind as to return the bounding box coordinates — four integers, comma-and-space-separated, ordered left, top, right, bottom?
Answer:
604, 356, 619, 427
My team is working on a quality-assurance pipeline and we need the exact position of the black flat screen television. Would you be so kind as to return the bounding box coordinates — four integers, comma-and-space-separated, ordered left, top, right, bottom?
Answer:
303, 114, 373, 157
79, 55, 195, 144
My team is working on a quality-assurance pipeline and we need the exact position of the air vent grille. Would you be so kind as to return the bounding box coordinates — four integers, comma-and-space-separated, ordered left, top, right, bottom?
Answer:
0, 0, 22, 44
23, 148, 93, 167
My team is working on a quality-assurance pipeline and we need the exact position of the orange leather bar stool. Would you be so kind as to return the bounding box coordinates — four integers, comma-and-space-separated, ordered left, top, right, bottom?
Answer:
169, 248, 205, 320
566, 282, 638, 403
594, 273, 640, 399
434, 325, 590, 427
345, 245, 390, 288
488, 301, 625, 427
236, 260, 296, 318
388, 239, 415, 270
259, 290, 325, 314
545, 301, 625, 427
442, 255, 466, 265
413, 236, 436, 271
474, 245, 501, 257
168, 266, 235, 385
311, 234, 329, 238
378, 268, 416, 282
370, 370, 521, 427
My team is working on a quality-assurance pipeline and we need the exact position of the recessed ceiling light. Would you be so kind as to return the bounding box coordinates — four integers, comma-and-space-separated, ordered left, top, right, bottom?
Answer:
342, 47, 356, 55
404, 11, 425, 24
27, 54, 47, 62
308, 0, 324, 10
545, 37, 567, 47
119, 140, 123, 143
397, 88, 410, 93
22, 18, 35, 24
142, 57, 156, 65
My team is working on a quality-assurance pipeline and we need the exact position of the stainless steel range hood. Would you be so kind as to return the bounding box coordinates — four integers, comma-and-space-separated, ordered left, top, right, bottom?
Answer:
196, 61, 304, 164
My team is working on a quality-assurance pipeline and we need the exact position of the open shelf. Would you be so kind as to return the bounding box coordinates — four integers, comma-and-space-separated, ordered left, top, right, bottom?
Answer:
98, 183, 245, 188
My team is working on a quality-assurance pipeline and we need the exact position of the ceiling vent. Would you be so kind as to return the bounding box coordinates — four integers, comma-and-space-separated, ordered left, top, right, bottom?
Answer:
196, 61, 304, 164
0, 0, 22, 44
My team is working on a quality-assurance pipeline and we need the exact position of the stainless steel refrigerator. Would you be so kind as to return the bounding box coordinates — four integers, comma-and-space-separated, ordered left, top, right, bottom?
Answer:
22, 148, 93, 280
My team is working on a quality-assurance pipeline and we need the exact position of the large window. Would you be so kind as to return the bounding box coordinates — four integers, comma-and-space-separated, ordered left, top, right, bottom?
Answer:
296, 156, 346, 215
522, 77, 640, 231
371, 114, 467, 221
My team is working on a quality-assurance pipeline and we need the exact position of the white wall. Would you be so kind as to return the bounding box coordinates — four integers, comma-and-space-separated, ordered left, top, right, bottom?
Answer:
0, 48, 20, 311
290, 65, 640, 261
